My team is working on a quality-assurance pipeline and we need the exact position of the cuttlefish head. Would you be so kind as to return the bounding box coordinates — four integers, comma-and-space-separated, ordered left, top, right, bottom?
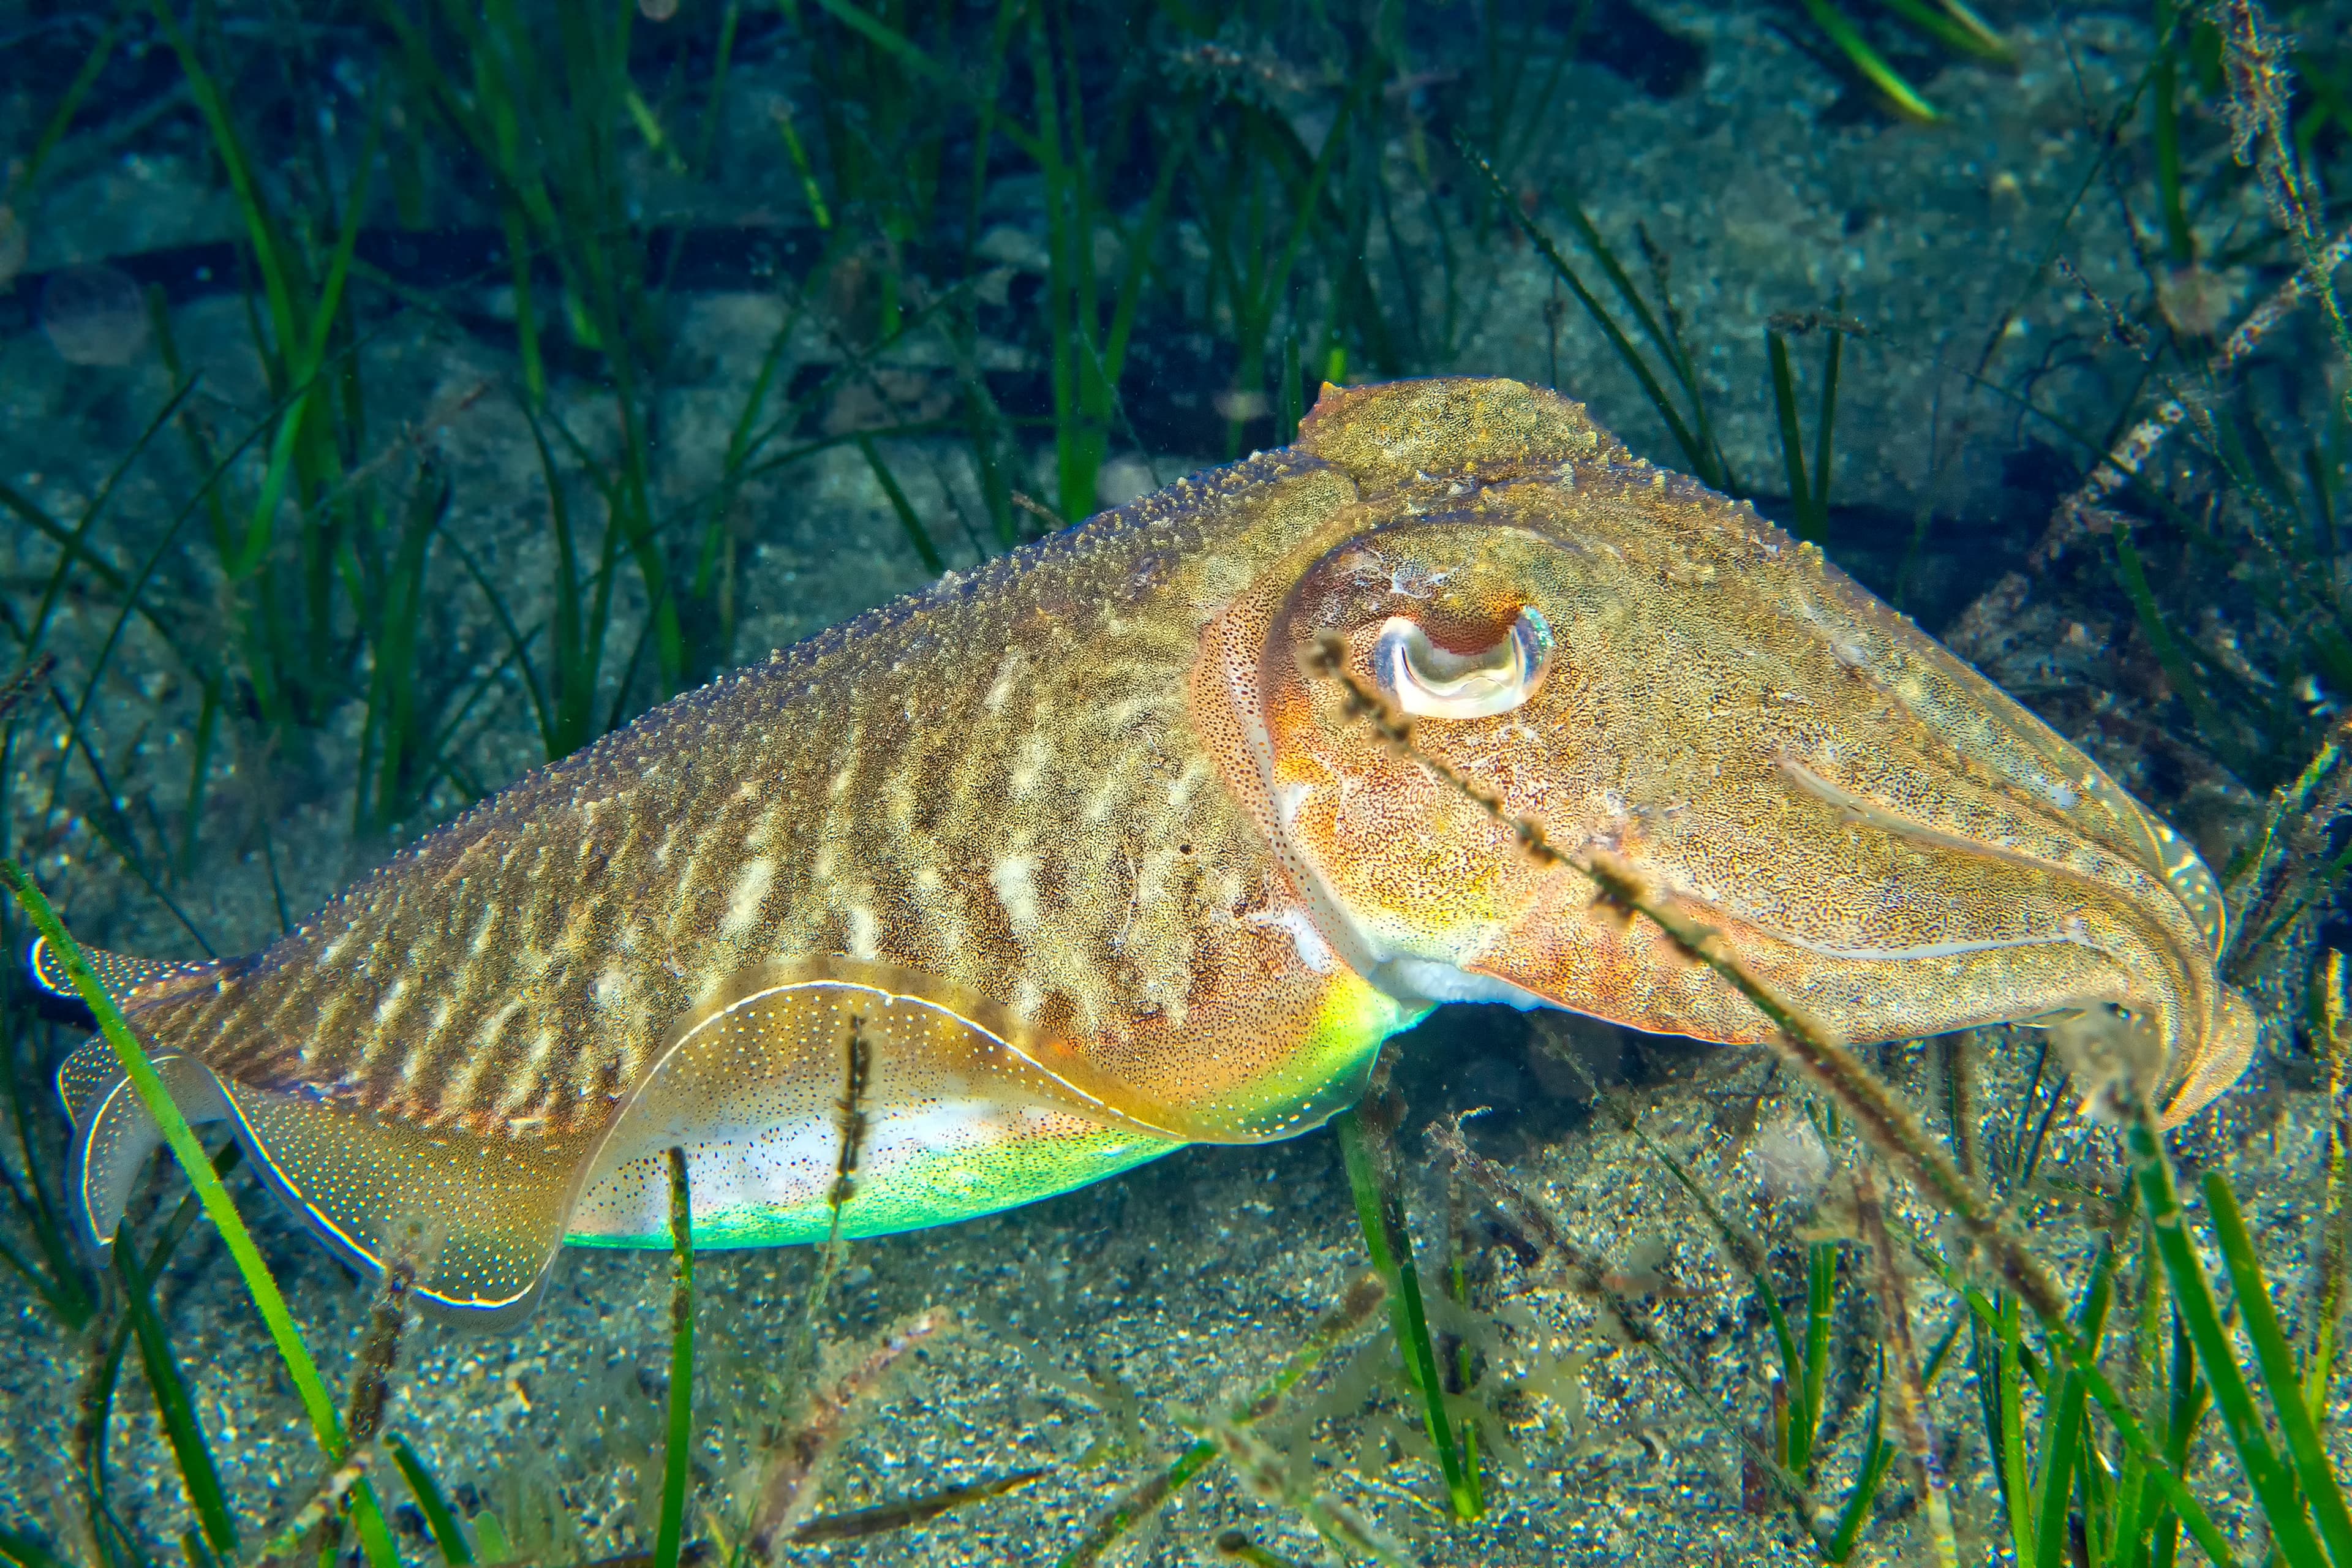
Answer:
1207, 378, 2256, 1126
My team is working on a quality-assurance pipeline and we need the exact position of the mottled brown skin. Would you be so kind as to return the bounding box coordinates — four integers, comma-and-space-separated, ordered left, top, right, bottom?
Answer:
62, 376, 2255, 1322
146, 451, 1367, 1145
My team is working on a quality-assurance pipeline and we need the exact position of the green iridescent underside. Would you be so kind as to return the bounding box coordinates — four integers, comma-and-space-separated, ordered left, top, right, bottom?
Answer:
1202, 968, 1430, 1140
565, 967, 1428, 1252
569, 1121, 1180, 1250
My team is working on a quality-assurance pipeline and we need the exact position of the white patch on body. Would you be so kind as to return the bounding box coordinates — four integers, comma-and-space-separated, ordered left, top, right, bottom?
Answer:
720, 857, 775, 938
500, 1028, 563, 1114
983, 654, 1023, 714
1378, 957, 1549, 1009
1274, 781, 1313, 832
845, 904, 881, 962
1007, 733, 1052, 800
990, 854, 1041, 932
1245, 905, 1338, 974
1164, 757, 1209, 810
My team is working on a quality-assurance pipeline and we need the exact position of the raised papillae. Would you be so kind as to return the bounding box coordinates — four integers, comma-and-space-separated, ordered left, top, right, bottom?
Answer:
42, 377, 2258, 1324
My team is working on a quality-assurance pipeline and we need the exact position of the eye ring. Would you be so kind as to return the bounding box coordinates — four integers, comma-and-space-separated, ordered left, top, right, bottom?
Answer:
1373, 606, 1553, 719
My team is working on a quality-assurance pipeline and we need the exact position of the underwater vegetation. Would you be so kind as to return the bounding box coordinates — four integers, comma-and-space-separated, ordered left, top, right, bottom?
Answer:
1, 0, 2351, 1565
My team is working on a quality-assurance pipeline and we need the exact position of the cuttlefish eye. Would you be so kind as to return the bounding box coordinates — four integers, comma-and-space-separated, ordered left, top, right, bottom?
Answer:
1372, 605, 1554, 719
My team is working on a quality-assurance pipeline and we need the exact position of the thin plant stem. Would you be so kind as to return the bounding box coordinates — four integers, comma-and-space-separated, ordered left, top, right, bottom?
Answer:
655, 1147, 695, 1568
115, 1223, 238, 1561
2309, 951, 2351, 1425
1426, 1114, 1830, 1547
2037, 222, 2352, 564
388, 1433, 475, 1566
2120, 1090, 2334, 1568
1333, 1107, 1480, 1521
1853, 1164, 1958, 1567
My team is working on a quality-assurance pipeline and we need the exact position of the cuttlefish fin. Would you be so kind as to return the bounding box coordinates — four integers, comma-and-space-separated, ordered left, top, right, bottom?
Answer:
222, 1084, 598, 1324
29, 935, 221, 1016
58, 1033, 597, 1326
58, 1035, 233, 1253
570, 956, 1181, 1251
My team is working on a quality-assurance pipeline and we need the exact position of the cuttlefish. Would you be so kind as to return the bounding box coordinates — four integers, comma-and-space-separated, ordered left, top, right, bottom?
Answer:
41, 377, 2256, 1324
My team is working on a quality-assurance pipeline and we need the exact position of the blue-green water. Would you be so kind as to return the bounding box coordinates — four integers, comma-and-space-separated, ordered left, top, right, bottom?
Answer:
2, 3, 2348, 1565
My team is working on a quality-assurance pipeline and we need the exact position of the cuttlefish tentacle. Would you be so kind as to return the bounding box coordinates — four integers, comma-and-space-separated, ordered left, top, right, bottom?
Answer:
1769, 753, 2209, 1021
1774, 564, 2233, 954
1763, 551, 2243, 1119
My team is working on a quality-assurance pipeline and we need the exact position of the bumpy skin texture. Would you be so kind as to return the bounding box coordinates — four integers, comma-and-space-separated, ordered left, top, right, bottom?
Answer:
61, 377, 2255, 1320
140, 447, 1390, 1145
